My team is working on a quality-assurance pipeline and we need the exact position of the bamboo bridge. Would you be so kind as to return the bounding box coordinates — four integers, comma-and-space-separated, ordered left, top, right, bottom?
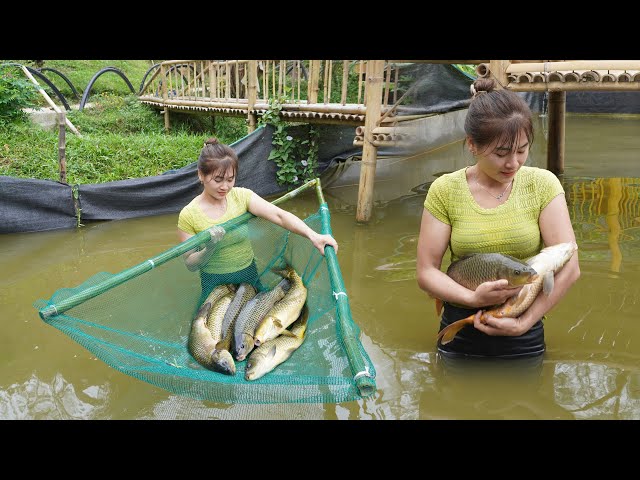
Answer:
137, 60, 640, 222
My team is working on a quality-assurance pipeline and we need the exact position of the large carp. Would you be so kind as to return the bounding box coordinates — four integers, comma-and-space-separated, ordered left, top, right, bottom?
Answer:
187, 296, 235, 375
232, 277, 291, 361
435, 253, 538, 316
245, 304, 309, 381
221, 283, 257, 337
254, 265, 307, 346
436, 241, 578, 346
201, 291, 236, 375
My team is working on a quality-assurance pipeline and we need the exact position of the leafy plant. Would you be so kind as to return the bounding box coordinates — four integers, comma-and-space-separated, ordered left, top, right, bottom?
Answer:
259, 96, 319, 187
0, 65, 38, 125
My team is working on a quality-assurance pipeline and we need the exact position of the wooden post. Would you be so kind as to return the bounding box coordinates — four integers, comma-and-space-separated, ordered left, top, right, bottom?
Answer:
161, 64, 170, 131
356, 60, 385, 223
547, 90, 566, 174
247, 60, 258, 133
58, 111, 67, 183
308, 60, 321, 104
489, 60, 511, 88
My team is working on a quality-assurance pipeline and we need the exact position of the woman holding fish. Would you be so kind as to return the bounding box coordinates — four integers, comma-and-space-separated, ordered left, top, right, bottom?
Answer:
177, 137, 338, 301
416, 77, 580, 365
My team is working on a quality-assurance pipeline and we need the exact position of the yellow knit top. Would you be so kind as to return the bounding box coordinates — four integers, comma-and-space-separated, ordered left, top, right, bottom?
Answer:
178, 187, 254, 274
424, 166, 565, 263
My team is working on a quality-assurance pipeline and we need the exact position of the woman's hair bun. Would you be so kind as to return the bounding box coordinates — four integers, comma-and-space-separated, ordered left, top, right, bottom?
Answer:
204, 137, 219, 145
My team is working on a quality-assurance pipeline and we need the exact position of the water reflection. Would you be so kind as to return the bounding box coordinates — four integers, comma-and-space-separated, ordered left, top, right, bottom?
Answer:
0, 373, 110, 420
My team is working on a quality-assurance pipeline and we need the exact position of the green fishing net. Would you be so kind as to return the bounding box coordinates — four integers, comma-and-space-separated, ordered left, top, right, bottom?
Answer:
33, 179, 376, 404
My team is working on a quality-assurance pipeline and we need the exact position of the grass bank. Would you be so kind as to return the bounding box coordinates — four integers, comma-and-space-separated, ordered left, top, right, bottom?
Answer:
0, 60, 248, 184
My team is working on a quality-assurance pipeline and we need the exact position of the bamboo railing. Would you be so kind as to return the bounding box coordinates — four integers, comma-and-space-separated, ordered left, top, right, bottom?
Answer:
138, 60, 412, 129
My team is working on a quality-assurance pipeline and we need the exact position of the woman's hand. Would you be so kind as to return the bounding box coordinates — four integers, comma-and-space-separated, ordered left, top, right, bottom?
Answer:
471, 279, 522, 308
310, 231, 338, 256
472, 310, 526, 336
206, 225, 226, 247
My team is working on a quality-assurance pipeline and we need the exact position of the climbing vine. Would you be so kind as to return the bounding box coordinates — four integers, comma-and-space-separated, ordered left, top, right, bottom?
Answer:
259, 96, 319, 187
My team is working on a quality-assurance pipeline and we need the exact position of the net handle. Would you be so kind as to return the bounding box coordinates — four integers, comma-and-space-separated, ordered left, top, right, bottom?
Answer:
315, 178, 377, 398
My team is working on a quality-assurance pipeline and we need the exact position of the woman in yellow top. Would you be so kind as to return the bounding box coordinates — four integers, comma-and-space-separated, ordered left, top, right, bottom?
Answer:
178, 137, 338, 300
416, 77, 580, 366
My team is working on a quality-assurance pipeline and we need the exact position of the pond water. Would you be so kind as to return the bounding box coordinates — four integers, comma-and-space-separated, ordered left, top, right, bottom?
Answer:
2, 114, 639, 420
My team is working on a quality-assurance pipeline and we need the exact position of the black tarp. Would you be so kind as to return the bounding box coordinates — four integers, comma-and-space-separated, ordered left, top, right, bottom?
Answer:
0, 177, 77, 233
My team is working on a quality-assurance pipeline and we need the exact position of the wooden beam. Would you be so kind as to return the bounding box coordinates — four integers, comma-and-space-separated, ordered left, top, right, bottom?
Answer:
547, 91, 566, 174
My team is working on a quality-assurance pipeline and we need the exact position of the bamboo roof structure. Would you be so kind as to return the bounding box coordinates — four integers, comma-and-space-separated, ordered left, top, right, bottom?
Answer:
476, 61, 640, 92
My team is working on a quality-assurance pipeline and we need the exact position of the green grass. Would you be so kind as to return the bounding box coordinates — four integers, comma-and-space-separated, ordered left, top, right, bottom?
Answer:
0, 60, 248, 184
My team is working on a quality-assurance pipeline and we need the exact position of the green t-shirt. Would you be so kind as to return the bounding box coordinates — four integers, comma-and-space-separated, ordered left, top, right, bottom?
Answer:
424, 166, 565, 263
178, 186, 254, 274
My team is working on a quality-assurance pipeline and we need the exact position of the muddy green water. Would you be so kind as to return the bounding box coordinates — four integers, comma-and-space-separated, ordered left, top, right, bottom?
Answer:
2, 114, 639, 419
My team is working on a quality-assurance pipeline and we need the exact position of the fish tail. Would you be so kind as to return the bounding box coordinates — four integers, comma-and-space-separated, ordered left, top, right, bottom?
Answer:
436, 316, 474, 345
435, 298, 443, 316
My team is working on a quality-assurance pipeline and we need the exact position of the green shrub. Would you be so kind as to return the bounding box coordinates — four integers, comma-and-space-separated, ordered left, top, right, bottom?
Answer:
0, 65, 38, 125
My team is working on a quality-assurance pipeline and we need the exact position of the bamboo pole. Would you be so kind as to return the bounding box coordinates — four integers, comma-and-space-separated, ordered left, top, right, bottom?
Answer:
357, 61, 363, 104
383, 62, 391, 107
328, 60, 333, 103
226, 62, 231, 100
161, 64, 170, 131
297, 61, 301, 102
272, 61, 276, 98
341, 60, 349, 105
58, 111, 67, 183
489, 60, 510, 88
381, 114, 430, 123
356, 60, 385, 223
20, 66, 82, 136
235, 60, 240, 100
323, 60, 330, 104
547, 91, 565, 174
247, 60, 258, 133
278, 60, 283, 98
506, 60, 640, 73
508, 82, 640, 92
393, 62, 399, 104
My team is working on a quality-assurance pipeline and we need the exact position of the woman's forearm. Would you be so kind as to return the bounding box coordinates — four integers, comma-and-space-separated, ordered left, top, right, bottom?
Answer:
417, 266, 475, 306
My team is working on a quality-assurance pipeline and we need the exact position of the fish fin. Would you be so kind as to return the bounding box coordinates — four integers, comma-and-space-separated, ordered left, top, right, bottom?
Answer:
195, 301, 212, 320
435, 298, 443, 316
279, 329, 298, 338
542, 272, 555, 295
436, 316, 474, 345
273, 319, 283, 330
266, 345, 277, 360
